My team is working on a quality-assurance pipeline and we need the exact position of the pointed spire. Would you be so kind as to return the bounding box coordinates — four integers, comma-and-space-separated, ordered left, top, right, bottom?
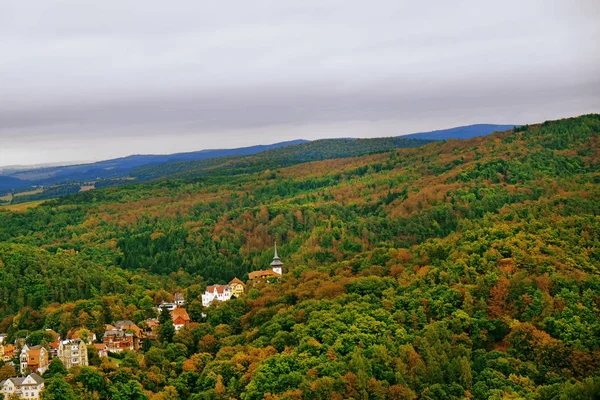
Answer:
270, 241, 283, 267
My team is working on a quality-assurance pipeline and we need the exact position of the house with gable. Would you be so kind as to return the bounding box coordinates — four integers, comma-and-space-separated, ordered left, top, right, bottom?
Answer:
1, 343, 16, 362
19, 345, 49, 375
170, 308, 191, 331
58, 339, 88, 369
228, 278, 246, 298
248, 244, 284, 282
103, 320, 142, 353
201, 285, 232, 307
174, 292, 185, 306
0, 373, 44, 400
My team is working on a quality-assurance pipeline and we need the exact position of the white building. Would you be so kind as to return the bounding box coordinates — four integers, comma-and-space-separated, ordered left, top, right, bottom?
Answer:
201, 285, 232, 307
58, 339, 88, 369
174, 292, 185, 306
1, 373, 44, 400
157, 302, 177, 312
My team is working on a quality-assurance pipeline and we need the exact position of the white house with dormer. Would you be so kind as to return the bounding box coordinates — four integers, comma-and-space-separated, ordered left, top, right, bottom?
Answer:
202, 285, 232, 307
1, 373, 44, 400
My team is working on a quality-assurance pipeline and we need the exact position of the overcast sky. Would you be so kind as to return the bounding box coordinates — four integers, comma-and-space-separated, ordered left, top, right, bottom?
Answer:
1, 0, 599, 166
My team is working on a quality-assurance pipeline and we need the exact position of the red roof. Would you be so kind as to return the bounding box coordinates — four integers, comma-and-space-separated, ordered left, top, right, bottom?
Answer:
229, 277, 245, 286
206, 284, 229, 294
170, 308, 190, 323
248, 269, 282, 280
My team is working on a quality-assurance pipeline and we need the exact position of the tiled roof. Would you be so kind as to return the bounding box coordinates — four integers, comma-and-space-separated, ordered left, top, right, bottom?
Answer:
229, 277, 245, 286
29, 373, 44, 384
248, 269, 282, 279
206, 284, 229, 294
2, 373, 44, 387
114, 320, 136, 328
170, 308, 190, 321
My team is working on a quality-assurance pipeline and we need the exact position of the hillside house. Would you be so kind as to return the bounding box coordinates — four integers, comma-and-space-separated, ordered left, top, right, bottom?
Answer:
48, 341, 60, 358
201, 285, 232, 307
157, 302, 177, 313
1, 344, 16, 362
143, 318, 160, 339
103, 320, 141, 353
58, 339, 88, 369
174, 292, 185, 306
248, 244, 284, 282
94, 343, 109, 358
229, 278, 246, 298
170, 308, 191, 331
0, 374, 44, 400
19, 345, 49, 375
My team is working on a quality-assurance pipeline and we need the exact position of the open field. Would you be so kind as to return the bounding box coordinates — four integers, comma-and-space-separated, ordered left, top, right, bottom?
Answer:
0, 199, 48, 211
13, 188, 43, 197
0, 193, 13, 202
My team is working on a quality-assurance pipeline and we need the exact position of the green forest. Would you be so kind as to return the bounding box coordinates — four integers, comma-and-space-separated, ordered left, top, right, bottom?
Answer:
0, 114, 599, 399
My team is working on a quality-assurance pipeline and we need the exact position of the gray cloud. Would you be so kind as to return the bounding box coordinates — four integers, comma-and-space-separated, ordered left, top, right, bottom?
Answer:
1, 0, 599, 166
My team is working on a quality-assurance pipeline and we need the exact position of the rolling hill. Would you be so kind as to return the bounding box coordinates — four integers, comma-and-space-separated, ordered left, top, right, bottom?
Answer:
0, 123, 514, 198
0, 114, 599, 398
402, 123, 516, 140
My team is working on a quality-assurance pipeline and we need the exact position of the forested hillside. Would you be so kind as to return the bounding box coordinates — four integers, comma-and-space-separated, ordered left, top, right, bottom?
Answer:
0, 114, 599, 399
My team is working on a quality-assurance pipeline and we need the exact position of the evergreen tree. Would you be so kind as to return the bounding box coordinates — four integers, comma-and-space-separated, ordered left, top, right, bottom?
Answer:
158, 307, 175, 344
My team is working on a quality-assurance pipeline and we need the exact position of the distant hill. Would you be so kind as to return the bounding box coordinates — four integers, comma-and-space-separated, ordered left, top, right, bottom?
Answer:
402, 124, 516, 140
0, 123, 515, 196
131, 136, 434, 181
2, 140, 308, 186
0, 176, 31, 192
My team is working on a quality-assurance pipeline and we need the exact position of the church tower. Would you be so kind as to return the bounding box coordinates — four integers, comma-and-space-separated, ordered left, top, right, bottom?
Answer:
270, 243, 283, 275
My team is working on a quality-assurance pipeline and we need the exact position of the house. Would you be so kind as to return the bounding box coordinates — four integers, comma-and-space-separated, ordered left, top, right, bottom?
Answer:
103, 329, 136, 353
157, 302, 177, 313
201, 285, 232, 307
94, 344, 108, 358
0, 373, 44, 400
48, 341, 60, 358
19, 345, 49, 375
248, 269, 282, 280
1, 344, 16, 362
170, 308, 190, 331
113, 320, 143, 338
143, 318, 160, 339
103, 321, 142, 353
229, 278, 246, 298
248, 244, 284, 282
58, 339, 88, 369
174, 292, 185, 306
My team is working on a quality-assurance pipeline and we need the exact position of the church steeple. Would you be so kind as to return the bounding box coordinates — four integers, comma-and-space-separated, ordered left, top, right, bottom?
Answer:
270, 242, 283, 274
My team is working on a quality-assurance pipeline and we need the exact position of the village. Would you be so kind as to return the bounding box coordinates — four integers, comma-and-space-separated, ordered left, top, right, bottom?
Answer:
0, 246, 284, 399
